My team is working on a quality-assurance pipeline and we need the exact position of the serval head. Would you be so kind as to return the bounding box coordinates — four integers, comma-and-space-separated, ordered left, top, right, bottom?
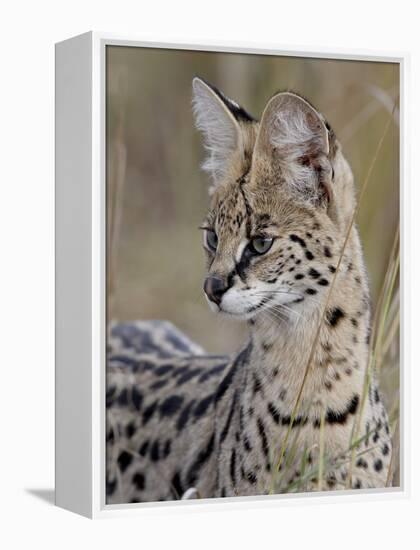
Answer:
192, 77, 357, 320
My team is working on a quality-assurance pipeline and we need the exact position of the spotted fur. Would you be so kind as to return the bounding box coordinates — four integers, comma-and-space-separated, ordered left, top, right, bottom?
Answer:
106, 79, 391, 503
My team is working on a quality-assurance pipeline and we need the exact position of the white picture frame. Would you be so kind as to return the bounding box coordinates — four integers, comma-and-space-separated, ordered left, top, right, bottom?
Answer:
55, 31, 408, 519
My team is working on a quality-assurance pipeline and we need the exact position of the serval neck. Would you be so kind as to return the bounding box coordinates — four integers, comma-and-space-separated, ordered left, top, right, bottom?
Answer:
244, 261, 370, 414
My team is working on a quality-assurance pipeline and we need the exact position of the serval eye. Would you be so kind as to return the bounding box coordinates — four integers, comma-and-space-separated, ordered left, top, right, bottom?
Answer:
249, 236, 274, 255
204, 229, 218, 251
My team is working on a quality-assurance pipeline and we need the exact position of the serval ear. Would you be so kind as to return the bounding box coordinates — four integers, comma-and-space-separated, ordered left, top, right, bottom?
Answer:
253, 91, 334, 207
192, 77, 254, 192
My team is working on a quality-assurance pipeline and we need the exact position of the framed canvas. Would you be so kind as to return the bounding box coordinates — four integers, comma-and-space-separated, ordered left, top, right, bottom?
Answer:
55, 32, 407, 518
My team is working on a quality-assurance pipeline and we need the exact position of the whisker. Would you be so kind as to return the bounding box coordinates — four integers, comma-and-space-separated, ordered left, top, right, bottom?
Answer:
254, 290, 324, 309
270, 304, 305, 323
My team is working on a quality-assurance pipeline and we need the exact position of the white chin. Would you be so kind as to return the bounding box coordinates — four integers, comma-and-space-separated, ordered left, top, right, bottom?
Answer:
204, 294, 252, 318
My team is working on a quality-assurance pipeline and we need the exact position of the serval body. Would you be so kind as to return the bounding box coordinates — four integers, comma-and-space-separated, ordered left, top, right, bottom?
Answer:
106, 78, 391, 504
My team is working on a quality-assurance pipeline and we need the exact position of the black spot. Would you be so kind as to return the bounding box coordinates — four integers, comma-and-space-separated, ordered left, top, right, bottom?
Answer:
324, 246, 332, 258
382, 443, 390, 456
257, 417, 269, 458
160, 395, 184, 417
230, 449, 237, 485
289, 234, 306, 248
356, 458, 368, 469
327, 307, 345, 327
243, 436, 252, 452
327, 477, 336, 489
142, 400, 158, 425
163, 439, 172, 458
253, 374, 263, 395
328, 265, 336, 273
353, 479, 362, 489
281, 413, 308, 428
244, 470, 257, 485
155, 365, 174, 376
106, 428, 114, 444
150, 440, 160, 462
325, 394, 359, 425
132, 472, 145, 491
171, 471, 184, 499
220, 391, 238, 443
374, 388, 380, 403
308, 268, 320, 279
198, 362, 227, 383
351, 318, 358, 328
214, 346, 249, 404
106, 477, 117, 496
139, 440, 150, 456
267, 402, 280, 424
117, 388, 128, 406
374, 459, 383, 472
317, 278, 329, 286
150, 379, 168, 390
132, 387, 143, 411
186, 433, 215, 485
194, 394, 214, 419
172, 366, 189, 378
305, 250, 314, 260
176, 368, 203, 386
306, 288, 317, 295
117, 451, 133, 473
262, 341, 273, 352
295, 273, 305, 280
322, 341, 332, 352
125, 421, 136, 438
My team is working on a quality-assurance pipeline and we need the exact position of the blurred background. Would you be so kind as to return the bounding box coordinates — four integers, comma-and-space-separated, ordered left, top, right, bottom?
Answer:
106, 48, 400, 477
